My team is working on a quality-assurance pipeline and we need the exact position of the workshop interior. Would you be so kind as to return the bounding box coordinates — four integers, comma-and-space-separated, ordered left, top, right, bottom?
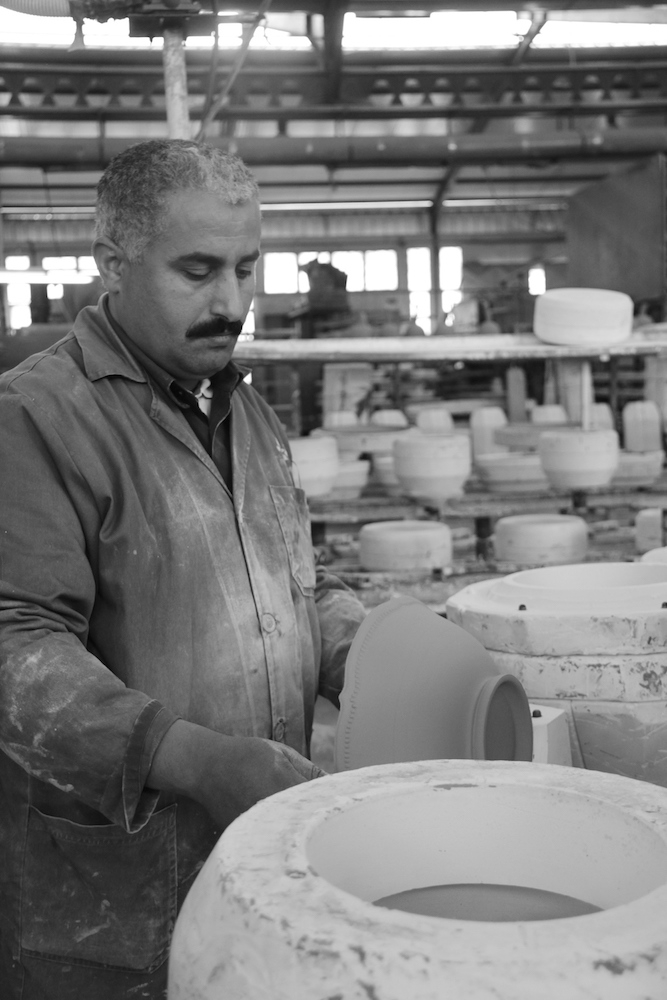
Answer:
3, 1, 667, 997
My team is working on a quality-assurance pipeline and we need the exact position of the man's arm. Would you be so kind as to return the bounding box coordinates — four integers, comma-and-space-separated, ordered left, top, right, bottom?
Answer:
0, 388, 324, 833
147, 720, 324, 830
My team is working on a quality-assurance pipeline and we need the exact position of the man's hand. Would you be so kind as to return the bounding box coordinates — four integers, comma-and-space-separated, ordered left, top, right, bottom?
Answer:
147, 720, 327, 829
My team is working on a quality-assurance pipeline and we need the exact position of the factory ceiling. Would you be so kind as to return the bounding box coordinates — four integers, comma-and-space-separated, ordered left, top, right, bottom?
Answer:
2, 0, 667, 258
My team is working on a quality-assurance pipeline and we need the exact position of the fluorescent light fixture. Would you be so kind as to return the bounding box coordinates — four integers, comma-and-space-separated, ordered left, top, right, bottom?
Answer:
261, 200, 432, 211
0, 269, 93, 284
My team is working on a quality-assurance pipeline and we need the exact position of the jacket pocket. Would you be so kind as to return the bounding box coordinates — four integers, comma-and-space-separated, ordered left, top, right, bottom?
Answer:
270, 484, 317, 597
20, 804, 176, 972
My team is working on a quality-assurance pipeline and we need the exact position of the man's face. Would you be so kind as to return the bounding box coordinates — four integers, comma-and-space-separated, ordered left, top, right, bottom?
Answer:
104, 189, 261, 385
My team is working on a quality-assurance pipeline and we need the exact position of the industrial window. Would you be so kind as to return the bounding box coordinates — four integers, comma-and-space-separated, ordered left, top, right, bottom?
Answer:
263, 249, 398, 295
406, 246, 463, 334
406, 246, 432, 335
528, 265, 546, 296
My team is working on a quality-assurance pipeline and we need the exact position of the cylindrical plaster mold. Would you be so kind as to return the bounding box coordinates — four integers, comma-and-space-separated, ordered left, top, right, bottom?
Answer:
289, 434, 339, 497
393, 431, 472, 502
358, 520, 452, 572
168, 760, 667, 1000
446, 563, 667, 784
538, 428, 619, 490
493, 513, 588, 566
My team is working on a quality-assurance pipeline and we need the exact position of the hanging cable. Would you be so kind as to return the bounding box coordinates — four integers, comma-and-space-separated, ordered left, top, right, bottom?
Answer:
200, 0, 220, 126
195, 0, 273, 143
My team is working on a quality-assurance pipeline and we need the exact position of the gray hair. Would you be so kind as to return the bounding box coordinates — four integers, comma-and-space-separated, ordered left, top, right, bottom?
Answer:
94, 139, 260, 261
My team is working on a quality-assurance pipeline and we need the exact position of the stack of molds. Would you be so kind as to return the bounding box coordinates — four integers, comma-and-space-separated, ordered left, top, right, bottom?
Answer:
447, 562, 667, 787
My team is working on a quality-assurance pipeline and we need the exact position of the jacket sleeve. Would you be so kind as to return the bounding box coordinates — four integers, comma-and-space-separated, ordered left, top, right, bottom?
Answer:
313, 563, 367, 707
0, 390, 178, 832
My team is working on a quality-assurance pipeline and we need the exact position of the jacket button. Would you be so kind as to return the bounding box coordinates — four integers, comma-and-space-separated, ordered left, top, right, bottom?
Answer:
273, 718, 286, 741
261, 613, 277, 633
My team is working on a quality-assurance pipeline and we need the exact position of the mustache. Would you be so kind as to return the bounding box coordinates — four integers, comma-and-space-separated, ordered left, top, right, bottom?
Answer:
186, 318, 244, 340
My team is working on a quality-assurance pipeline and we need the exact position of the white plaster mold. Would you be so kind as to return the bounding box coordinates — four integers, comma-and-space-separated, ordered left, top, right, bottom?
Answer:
168, 759, 667, 1000
393, 430, 472, 502
533, 287, 633, 347
538, 428, 619, 490
289, 434, 339, 497
493, 513, 588, 566
446, 563, 667, 785
358, 520, 452, 572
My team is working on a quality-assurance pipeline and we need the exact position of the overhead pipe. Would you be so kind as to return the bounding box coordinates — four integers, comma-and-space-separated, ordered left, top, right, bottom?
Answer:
4, 128, 667, 168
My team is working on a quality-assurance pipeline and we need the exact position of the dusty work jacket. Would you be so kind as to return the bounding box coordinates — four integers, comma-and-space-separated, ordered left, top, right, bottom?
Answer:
0, 300, 366, 994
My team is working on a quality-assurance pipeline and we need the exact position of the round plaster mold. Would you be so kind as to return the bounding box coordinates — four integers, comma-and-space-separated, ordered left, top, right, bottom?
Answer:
446, 562, 667, 785
358, 520, 452, 572
538, 428, 619, 490
393, 430, 472, 502
612, 449, 664, 488
475, 452, 550, 494
493, 513, 588, 566
289, 434, 339, 497
533, 287, 633, 347
168, 759, 667, 1000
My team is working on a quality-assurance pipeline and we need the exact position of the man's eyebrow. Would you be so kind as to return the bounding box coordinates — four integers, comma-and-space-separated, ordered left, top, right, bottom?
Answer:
173, 250, 261, 266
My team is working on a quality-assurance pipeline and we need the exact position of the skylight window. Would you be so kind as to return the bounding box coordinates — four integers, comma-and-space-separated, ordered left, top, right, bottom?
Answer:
4, 7, 667, 51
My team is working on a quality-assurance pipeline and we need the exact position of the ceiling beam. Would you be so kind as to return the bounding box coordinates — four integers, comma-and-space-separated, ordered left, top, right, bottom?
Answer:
323, 0, 346, 103
2, 131, 666, 168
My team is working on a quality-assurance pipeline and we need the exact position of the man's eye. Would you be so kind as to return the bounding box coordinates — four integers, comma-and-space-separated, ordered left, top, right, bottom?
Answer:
184, 270, 210, 281
237, 268, 253, 280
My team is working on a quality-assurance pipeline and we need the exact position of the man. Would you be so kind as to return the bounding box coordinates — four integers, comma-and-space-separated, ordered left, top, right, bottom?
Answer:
0, 139, 367, 999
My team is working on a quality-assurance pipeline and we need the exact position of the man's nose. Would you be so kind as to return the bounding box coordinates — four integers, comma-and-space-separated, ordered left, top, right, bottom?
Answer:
210, 271, 244, 320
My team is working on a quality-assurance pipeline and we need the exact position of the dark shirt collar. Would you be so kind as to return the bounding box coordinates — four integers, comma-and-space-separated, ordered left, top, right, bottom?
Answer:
101, 296, 247, 409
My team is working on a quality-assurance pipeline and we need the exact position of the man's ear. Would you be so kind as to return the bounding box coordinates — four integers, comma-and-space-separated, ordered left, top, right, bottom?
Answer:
92, 238, 127, 293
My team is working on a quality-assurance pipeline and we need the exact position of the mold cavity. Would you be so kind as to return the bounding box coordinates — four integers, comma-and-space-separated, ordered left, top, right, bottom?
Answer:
307, 783, 667, 923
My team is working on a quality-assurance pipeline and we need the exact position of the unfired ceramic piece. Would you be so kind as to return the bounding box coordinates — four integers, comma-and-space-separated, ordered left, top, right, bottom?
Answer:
334, 595, 532, 772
